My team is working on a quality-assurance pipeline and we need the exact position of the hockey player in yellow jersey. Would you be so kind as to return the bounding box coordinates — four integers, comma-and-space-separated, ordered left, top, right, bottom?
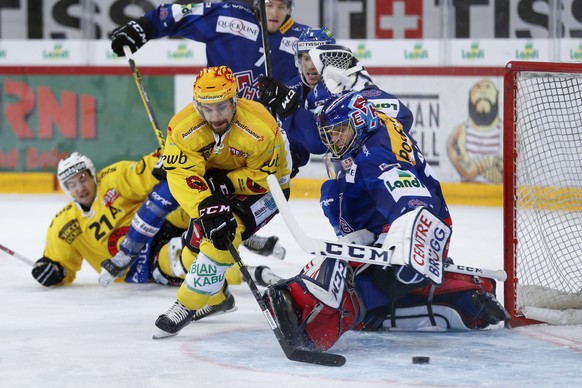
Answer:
33, 148, 284, 322
153, 65, 292, 338
32, 150, 191, 286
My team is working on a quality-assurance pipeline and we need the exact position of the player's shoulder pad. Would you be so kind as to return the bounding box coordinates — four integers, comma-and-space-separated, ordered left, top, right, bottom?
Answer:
234, 99, 279, 138
168, 104, 205, 141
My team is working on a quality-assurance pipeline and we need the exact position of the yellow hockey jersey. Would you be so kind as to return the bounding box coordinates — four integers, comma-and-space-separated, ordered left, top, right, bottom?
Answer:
163, 98, 292, 219
43, 151, 189, 284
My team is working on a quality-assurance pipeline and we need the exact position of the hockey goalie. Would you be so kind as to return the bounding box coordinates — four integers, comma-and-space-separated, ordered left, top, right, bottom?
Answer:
264, 90, 509, 352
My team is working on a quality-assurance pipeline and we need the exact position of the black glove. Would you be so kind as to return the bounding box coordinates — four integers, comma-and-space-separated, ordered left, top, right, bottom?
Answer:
258, 76, 299, 119
110, 17, 152, 56
198, 195, 237, 250
32, 257, 66, 287
205, 169, 235, 196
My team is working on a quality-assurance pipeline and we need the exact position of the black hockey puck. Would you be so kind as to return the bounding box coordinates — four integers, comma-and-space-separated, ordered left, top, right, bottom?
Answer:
412, 356, 430, 364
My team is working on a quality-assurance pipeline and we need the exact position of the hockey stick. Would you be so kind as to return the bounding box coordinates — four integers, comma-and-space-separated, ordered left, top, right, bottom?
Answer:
258, 0, 272, 76
0, 243, 35, 267
123, 45, 165, 148
226, 240, 346, 366
266, 175, 507, 282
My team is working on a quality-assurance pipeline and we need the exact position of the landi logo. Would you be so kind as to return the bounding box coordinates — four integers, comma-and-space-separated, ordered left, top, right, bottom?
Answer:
570, 43, 582, 60
404, 42, 428, 60
462, 42, 485, 60
43, 43, 69, 59
0, 48, 5, 58
353, 43, 371, 60
167, 43, 193, 59
516, 42, 539, 60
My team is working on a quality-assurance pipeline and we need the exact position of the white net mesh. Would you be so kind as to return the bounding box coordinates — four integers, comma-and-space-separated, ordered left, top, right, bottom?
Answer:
513, 70, 582, 323
319, 49, 353, 71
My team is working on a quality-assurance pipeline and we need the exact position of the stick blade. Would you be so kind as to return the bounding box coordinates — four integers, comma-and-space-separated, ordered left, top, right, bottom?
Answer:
286, 348, 346, 367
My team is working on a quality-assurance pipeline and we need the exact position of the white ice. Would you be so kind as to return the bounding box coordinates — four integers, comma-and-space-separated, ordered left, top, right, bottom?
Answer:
1, 194, 581, 387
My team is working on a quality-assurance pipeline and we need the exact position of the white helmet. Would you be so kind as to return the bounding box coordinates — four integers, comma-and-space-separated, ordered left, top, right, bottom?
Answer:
57, 152, 97, 197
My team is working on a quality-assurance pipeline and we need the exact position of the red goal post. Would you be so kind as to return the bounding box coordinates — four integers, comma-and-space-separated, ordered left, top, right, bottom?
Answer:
503, 61, 582, 327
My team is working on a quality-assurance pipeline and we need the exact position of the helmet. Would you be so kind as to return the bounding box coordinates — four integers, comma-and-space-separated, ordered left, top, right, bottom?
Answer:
318, 90, 380, 158
294, 27, 335, 85
295, 27, 335, 56
254, 0, 294, 15
193, 66, 237, 106
57, 152, 97, 195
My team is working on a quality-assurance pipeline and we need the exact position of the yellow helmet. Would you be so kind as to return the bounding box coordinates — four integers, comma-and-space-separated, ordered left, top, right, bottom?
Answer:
193, 66, 237, 104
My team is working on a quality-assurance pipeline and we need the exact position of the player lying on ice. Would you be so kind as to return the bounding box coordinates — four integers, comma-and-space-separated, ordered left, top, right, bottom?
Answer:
152, 66, 292, 339
263, 90, 510, 351
32, 151, 281, 319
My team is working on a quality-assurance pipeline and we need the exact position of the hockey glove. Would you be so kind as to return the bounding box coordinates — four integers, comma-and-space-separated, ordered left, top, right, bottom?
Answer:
110, 17, 152, 56
205, 169, 235, 196
258, 76, 299, 119
198, 195, 237, 250
32, 257, 66, 287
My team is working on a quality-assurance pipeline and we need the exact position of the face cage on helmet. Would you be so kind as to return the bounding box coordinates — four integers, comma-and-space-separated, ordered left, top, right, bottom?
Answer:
319, 119, 358, 158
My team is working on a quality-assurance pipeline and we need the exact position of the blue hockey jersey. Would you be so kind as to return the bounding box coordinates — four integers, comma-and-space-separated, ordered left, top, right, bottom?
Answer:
144, 1, 309, 101
319, 114, 450, 238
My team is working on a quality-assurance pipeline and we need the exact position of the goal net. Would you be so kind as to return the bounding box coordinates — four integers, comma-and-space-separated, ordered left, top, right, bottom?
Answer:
503, 61, 582, 326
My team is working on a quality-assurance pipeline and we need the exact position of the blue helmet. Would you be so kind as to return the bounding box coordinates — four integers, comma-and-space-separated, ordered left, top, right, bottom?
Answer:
294, 27, 335, 85
318, 90, 380, 158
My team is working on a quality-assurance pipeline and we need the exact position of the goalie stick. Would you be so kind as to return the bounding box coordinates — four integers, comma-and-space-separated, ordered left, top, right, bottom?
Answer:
0, 243, 34, 267
266, 175, 507, 282
226, 240, 346, 367
123, 45, 165, 148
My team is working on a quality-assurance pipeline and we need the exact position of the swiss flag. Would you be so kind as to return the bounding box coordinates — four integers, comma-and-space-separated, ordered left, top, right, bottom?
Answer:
376, 0, 423, 39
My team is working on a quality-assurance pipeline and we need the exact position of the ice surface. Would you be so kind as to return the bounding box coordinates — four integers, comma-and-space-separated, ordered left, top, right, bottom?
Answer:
0, 194, 580, 387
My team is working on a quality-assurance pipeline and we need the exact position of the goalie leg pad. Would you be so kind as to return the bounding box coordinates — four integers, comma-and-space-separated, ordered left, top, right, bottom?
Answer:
266, 257, 366, 351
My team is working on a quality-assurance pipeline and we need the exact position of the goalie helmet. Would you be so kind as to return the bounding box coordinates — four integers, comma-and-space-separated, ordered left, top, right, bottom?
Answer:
254, 0, 294, 15
318, 90, 380, 158
193, 66, 238, 107
294, 27, 335, 85
57, 152, 97, 196
309, 44, 363, 94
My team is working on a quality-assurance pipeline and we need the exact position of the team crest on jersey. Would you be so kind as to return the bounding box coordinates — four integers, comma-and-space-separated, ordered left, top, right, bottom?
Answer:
186, 175, 208, 192
246, 178, 267, 193
108, 227, 129, 256
58, 219, 82, 244
103, 188, 120, 207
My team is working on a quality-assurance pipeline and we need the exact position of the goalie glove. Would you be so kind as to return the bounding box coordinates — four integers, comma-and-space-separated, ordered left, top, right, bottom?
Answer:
110, 17, 152, 56
258, 76, 299, 118
32, 257, 66, 286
